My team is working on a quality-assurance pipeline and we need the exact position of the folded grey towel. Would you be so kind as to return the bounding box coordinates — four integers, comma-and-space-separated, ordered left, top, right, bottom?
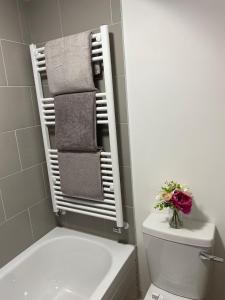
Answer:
58, 152, 104, 201
55, 92, 97, 151
45, 31, 96, 95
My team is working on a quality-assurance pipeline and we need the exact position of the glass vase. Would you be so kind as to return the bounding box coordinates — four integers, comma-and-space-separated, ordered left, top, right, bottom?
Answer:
169, 208, 183, 229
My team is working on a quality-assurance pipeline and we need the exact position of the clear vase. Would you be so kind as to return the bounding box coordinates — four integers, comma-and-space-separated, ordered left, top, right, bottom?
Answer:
169, 208, 183, 229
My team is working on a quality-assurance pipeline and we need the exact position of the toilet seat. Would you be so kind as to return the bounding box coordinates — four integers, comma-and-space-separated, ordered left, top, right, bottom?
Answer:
144, 284, 192, 300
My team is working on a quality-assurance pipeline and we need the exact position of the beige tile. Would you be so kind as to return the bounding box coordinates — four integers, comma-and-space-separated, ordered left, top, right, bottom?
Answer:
0, 165, 46, 218
0, 211, 33, 268
41, 162, 51, 197
25, 0, 61, 43
17, 0, 31, 43
0, 87, 35, 133
113, 75, 128, 123
16, 126, 45, 169
60, 0, 111, 35
1, 41, 34, 86
30, 87, 40, 125
118, 123, 131, 166
29, 199, 56, 241
121, 166, 133, 207
59, 211, 105, 237
0, 48, 7, 86
109, 23, 125, 76
0, 132, 21, 178
111, 0, 121, 23
0, 193, 5, 224
0, 0, 22, 42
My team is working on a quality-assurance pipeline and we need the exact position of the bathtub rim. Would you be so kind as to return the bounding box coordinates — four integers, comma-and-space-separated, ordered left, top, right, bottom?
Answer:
0, 227, 135, 299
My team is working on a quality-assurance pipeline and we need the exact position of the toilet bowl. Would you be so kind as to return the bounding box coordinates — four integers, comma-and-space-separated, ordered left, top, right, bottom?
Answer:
142, 213, 215, 300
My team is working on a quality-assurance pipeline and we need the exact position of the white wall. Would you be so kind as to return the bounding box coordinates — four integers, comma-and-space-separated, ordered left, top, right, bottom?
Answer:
121, 0, 225, 298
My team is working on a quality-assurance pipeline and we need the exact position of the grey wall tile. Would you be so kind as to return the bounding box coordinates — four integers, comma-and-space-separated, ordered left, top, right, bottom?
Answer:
121, 166, 133, 207
25, 0, 61, 43
29, 199, 56, 241
17, 0, 31, 43
0, 165, 46, 218
0, 48, 7, 86
0, 193, 5, 225
1, 41, 34, 86
30, 87, 40, 125
16, 126, 45, 169
118, 123, 131, 167
0, 87, 35, 133
109, 23, 125, 76
0, 211, 33, 267
59, 211, 105, 236
60, 0, 111, 36
0, 132, 21, 178
0, 0, 22, 42
41, 163, 51, 197
113, 75, 127, 123
111, 0, 121, 23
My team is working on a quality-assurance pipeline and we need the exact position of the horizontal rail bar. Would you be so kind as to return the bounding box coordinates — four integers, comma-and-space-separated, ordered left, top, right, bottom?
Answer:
56, 199, 115, 210
101, 164, 112, 169
101, 170, 113, 175
56, 206, 116, 221
56, 201, 116, 215
101, 175, 113, 181
45, 120, 108, 126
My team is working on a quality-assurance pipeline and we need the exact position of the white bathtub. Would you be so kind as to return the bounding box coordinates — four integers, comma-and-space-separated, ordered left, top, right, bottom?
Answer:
0, 227, 135, 300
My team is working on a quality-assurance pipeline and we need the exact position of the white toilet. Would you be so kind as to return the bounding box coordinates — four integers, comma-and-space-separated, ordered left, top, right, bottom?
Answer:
142, 213, 216, 300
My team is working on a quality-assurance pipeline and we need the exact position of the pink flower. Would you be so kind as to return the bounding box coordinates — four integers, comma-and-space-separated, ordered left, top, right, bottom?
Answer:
171, 190, 192, 214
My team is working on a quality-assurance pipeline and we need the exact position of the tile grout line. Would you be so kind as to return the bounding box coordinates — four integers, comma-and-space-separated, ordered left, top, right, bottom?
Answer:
41, 163, 48, 198
0, 188, 7, 223
57, 0, 64, 38
109, 0, 113, 25
14, 130, 23, 171
0, 124, 41, 136
0, 162, 44, 183
0, 41, 8, 86
27, 208, 35, 241
15, 0, 25, 44
0, 38, 27, 46
0, 85, 33, 88
0, 196, 48, 228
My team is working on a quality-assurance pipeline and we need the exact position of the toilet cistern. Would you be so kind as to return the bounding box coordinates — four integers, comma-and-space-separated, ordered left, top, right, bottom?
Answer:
142, 212, 223, 300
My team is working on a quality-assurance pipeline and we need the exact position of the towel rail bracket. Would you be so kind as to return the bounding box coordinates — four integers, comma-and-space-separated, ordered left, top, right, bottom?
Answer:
56, 209, 66, 216
113, 222, 129, 234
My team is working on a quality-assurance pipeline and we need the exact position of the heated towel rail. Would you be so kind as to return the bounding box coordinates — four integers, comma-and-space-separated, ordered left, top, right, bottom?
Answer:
30, 25, 125, 230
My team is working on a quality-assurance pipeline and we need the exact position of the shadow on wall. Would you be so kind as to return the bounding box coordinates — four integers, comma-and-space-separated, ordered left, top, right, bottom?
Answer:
183, 200, 225, 300
208, 229, 225, 300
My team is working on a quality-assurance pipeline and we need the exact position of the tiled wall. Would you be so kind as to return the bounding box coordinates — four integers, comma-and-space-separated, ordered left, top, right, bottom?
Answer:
23, 0, 136, 245
0, 0, 56, 268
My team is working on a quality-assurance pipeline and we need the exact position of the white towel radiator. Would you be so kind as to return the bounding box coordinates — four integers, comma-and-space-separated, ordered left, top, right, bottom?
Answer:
30, 25, 125, 230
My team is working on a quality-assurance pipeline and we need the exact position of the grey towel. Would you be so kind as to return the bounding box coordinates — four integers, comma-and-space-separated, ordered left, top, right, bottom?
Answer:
58, 152, 104, 201
45, 31, 96, 95
55, 92, 97, 151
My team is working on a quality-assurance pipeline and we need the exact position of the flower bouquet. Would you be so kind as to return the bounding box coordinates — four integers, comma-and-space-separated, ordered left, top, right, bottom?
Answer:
155, 181, 193, 229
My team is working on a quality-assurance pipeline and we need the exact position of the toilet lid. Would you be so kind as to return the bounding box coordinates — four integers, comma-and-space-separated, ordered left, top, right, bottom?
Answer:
144, 284, 192, 300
